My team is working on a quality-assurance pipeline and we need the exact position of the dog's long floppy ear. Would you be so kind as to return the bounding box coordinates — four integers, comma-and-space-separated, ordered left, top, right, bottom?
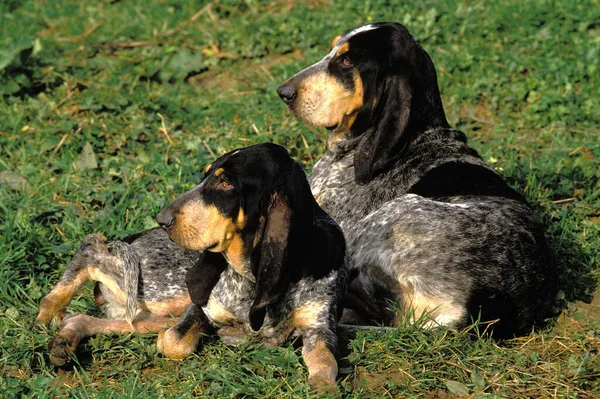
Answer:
248, 192, 292, 331
354, 73, 413, 185
186, 251, 227, 306
353, 23, 448, 185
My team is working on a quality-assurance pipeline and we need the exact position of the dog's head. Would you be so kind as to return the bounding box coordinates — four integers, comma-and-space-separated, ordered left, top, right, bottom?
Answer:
278, 22, 449, 184
157, 143, 318, 330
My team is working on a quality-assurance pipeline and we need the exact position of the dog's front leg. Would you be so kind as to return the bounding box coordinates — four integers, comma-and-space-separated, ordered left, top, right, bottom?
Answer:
157, 302, 210, 360
301, 329, 339, 390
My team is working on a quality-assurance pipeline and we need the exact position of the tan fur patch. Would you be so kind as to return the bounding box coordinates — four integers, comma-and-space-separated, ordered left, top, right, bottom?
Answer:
236, 208, 246, 230
37, 271, 90, 324
335, 42, 350, 57
223, 233, 252, 278
170, 200, 232, 251
330, 35, 341, 49
291, 301, 326, 329
214, 167, 224, 177
294, 67, 364, 146
206, 296, 239, 325
87, 267, 127, 303
140, 292, 191, 317
350, 71, 364, 113
398, 282, 465, 328
158, 322, 202, 360
131, 314, 177, 334
204, 163, 212, 173
326, 70, 363, 150
303, 340, 338, 388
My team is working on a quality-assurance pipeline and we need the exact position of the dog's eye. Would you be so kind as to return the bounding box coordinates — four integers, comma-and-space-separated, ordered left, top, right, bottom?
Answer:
340, 56, 353, 69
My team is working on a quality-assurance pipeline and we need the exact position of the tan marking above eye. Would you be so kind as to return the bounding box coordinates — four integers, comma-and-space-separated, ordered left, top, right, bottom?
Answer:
214, 168, 224, 177
335, 42, 350, 57
330, 35, 341, 49
204, 163, 212, 173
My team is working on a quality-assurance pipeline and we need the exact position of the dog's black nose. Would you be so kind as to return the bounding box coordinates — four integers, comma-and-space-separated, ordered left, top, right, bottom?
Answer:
156, 208, 175, 229
277, 84, 297, 104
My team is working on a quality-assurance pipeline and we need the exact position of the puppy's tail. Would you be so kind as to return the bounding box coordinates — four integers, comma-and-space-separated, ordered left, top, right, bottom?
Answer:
107, 241, 141, 325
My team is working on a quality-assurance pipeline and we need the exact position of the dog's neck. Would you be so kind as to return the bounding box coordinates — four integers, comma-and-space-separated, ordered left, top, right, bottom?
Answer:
222, 235, 255, 282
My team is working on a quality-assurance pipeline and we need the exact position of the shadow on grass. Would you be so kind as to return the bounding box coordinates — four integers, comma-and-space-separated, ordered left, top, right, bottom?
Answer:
526, 169, 598, 305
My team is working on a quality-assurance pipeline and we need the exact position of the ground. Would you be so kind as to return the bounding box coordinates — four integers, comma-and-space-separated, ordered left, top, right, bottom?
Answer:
1, 0, 599, 398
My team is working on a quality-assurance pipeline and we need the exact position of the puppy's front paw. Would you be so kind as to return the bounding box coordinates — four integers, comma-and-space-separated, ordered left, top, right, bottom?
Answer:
157, 326, 200, 360
309, 374, 339, 395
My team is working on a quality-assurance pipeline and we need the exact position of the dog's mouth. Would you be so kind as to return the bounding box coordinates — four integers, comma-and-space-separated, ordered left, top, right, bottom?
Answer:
325, 124, 338, 131
165, 232, 220, 252
205, 241, 220, 251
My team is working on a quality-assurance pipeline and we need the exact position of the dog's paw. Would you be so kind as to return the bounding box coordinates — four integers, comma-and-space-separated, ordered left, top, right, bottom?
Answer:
48, 336, 74, 367
36, 299, 66, 328
35, 311, 53, 327
157, 327, 199, 360
308, 374, 339, 395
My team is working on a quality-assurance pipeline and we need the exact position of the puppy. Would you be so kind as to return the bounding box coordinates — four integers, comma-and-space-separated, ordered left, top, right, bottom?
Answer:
38, 143, 347, 389
278, 22, 558, 337
156, 143, 346, 388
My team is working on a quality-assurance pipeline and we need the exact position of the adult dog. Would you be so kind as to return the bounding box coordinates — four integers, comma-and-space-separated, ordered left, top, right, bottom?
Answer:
277, 22, 557, 337
38, 144, 347, 388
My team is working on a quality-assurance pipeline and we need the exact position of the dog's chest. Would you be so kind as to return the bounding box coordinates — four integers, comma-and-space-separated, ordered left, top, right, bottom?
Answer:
203, 267, 296, 344
309, 154, 355, 220
310, 153, 394, 229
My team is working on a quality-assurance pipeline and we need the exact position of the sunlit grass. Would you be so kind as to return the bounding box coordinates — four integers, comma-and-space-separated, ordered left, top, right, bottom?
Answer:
1, 0, 599, 397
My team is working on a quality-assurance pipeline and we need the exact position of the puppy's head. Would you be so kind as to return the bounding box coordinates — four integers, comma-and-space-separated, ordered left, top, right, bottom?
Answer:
157, 143, 316, 330
278, 22, 449, 184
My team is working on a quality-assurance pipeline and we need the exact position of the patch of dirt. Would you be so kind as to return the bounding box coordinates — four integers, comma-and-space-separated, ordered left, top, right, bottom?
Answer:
454, 99, 499, 142
553, 290, 600, 336
188, 49, 303, 92
425, 390, 463, 399
260, 0, 329, 15
352, 365, 411, 392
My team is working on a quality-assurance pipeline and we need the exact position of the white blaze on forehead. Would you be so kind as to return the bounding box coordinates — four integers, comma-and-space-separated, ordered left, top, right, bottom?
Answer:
324, 24, 379, 61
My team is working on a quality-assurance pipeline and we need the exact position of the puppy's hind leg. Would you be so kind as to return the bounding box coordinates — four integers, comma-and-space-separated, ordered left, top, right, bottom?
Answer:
36, 234, 140, 326
49, 311, 177, 366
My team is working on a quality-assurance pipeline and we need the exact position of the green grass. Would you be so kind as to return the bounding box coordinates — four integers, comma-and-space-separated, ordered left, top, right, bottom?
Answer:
1, 0, 599, 397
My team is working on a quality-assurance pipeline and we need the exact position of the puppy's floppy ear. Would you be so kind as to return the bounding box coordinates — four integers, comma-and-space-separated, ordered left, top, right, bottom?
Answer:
248, 192, 292, 331
354, 73, 413, 184
186, 251, 227, 306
